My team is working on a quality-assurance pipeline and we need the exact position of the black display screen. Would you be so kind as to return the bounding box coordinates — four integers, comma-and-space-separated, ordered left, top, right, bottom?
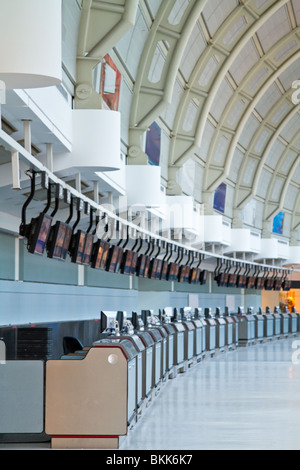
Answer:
27, 213, 52, 255
167, 263, 179, 281
107, 246, 123, 273
246, 276, 255, 289
91, 240, 110, 269
255, 277, 265, 290
189, 268, 200, 285
282, 280, 291, 291
47, 221, 72, 261
137, 254, 147, 277
236, 275, 247, 288
200, 270, 207, 285
179, 265, 190, 283
121, 250, 134, 275
82, 233, 94, 266
273, 279, 282, 291
227, 274, 237, 288
160, 261, 169, 281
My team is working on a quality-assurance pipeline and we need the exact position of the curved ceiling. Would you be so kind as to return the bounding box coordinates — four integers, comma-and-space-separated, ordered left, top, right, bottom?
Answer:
83, 0, 299, 244
1, 0, 298, 251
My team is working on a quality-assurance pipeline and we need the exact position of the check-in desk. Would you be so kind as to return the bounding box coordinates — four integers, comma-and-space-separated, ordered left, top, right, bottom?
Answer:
280, 311, 290, 337
253, 313, 264, 341
230, 314, 239, 347
289, 313, 298, 335
151, 325, 168, 380
140, 311, 169, 381
204, 309, 217, 355
191, 318, 203, 360
170, 315, 186, 372
145, 328, 163, 389
134, 331, 155, 398
292, 308, 300, 333
99, 314, 145, 409
200, 318, 207, 353
194, 308, 207, 353
263, 308, 275, 339
107, 333, 144, 409
161, 321, 175, 377
214, 310, 226, 351
272, 307, 281, 339
223, 314, 234, 349
181, 312, 196, 365
45, 340, 137, 450
237, 313, 255, 345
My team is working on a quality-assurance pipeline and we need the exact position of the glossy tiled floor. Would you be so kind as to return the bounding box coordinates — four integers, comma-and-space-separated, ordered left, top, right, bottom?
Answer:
1, 336, 299, 451
121, 336, 300, 451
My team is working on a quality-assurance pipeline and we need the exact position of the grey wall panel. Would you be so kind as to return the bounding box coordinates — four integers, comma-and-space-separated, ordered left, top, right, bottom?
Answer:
0, 361, 44, 433
0, 280, 138, 326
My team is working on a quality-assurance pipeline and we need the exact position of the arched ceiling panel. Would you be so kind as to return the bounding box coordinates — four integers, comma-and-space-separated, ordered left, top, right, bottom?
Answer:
80, 0, 300, 243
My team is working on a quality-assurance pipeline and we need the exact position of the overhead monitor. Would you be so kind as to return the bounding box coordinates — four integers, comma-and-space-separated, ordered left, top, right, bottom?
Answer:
200, 270, 207, 285
237, 275, 247, 289
69, 230, 92, 265
255, 277, 265, 290
246, 276, 256, 289
91, 240, 110, 270
26, 213, 52, 255
227, 274, 237, 288
264, 278, 274, 291
178, 265, 190, 283
189, 268, 200, 285
106, 245, 123, 273
47, 221, 72, 261
160, 261, 169, 281
120, 250, 134, 275
167, 263, 179, 281
82, 233, 94, 266
136, 254, 147, 278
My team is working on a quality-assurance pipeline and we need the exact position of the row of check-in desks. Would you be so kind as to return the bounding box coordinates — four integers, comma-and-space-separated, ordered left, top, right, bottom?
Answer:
45, 306, 299, 449
236, 306, 299, 345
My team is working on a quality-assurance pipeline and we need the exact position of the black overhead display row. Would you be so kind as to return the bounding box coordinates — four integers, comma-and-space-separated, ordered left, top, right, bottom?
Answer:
19, 170, 291, 291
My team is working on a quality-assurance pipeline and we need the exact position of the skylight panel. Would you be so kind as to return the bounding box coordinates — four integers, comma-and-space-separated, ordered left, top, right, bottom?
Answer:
256, 6, 291, 53
202, 0, 238, 38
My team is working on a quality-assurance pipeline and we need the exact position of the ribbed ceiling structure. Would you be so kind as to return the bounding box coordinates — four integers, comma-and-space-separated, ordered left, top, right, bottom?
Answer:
76, 0, 300, 244
0, 0, 299, 259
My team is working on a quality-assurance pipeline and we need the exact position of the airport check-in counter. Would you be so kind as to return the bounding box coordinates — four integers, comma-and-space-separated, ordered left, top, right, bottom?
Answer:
45, 340, 137, 449
253, 311, 264, 340
110, 332, 144, 409
289, 308, 298, 334
181, 308, 196, 362
145, 327, 163, 388
272, 307, 282, 338
223, 314, 234, 348
134, 330, 155, 398
214, 308, 226, 350
191, 314, 203, 359
140, 311, 168, 380
229, 314, 239, 347
155, 326, 168, 378
280, 307, 290, 336
295, 309, 300, 332
167, 309, 185, 368
194, 308, 207, 353
204, 308, 217, 353
237, 308, 255, 343
264, 307, 275, 338
290, 313, 298, 334
160, 320, 175, 375
171, 321, 186, 367
99, 312, 145, 408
